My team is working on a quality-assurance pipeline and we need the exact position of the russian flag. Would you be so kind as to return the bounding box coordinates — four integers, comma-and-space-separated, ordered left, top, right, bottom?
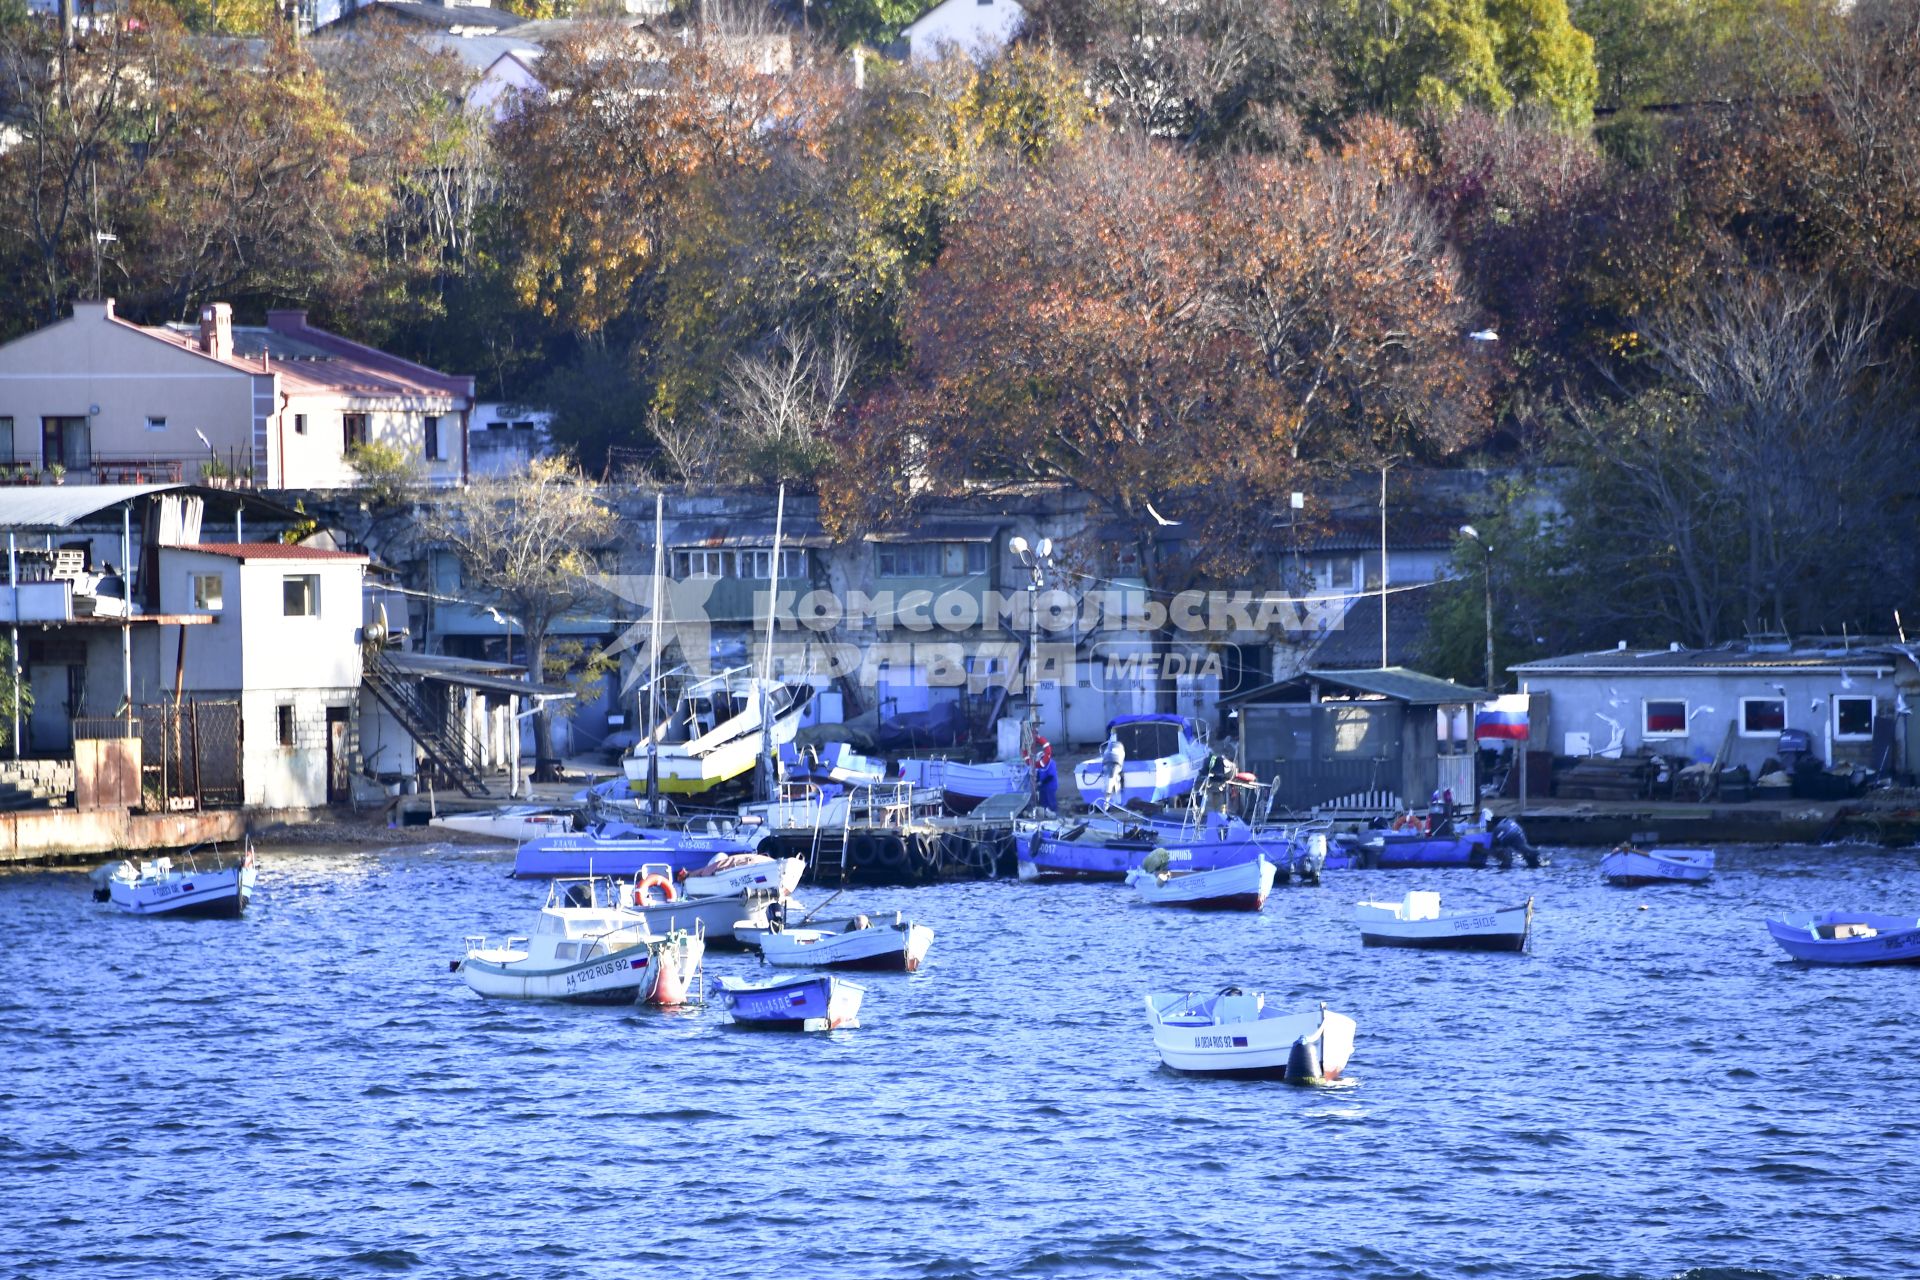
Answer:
1475, 694, 1530, 741
787, 991, 808, 1006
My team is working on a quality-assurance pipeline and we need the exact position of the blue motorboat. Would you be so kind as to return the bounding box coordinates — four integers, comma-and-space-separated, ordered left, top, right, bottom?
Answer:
1765, 912, 1920, 965
1599, 846, 1714, 887
1016, 823, 1152, 881
1326, 830, 1499, 870
512, 823, 765, 879
710, 973, 865, 1030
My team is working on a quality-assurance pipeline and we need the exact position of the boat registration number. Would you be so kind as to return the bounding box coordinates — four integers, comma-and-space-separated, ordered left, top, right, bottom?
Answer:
1194, 1035, 1249, 1048
566, 960, 628, 989
1456, 915, 1496, 930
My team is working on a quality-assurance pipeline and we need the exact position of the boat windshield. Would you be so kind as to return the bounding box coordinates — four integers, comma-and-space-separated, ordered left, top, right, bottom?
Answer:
1114, 720, 1184, 760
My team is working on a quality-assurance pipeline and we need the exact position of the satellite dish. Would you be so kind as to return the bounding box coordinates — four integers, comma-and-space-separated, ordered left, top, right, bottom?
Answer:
364, 600, 391, 649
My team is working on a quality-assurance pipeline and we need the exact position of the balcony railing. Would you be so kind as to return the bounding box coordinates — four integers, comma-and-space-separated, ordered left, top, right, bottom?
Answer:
0, 450, 258, 488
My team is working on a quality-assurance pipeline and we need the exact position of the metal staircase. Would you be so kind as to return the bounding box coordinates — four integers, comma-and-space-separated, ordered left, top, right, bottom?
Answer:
361, 647, 491, 798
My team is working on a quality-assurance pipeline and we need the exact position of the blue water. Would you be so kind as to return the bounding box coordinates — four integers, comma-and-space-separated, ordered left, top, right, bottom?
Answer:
3, 843, 1916, 1280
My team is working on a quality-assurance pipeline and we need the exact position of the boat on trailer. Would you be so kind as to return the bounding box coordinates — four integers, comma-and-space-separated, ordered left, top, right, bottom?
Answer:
97, 846, 256, 918
1144, 989, 1355, 1083
1765, 912, 1920, 965
455, 879, 704, 1005
710, 973, 865, 1031
1600, 846, 1715, 886
1128, 855, 1276, 911
621, 674, 813, 797
1072, 714, 1211, 807
1354, 891, 1533, 952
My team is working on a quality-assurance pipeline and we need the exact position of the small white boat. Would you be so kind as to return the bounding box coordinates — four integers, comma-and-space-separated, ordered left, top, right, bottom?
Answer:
710, 973, 865, 1031
1144, 989, 1355, 1082
681, 854, 805, 899
1600, 846, 1715, 886
96, 847, 256, 918
618, 865, 775, 948
756, 912, 934, 972
456, 879, 704, 1005
430, 806, 575, 844
1353, 891, 1533, 952
1127, 855, 1276, 911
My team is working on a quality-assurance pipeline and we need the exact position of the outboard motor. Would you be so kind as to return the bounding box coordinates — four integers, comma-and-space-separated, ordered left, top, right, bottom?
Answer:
765, 899, 787, 935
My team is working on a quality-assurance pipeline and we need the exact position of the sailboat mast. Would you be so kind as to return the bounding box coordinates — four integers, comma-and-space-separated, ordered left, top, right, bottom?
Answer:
646, 491, 664, 813
760, 484, 786, 802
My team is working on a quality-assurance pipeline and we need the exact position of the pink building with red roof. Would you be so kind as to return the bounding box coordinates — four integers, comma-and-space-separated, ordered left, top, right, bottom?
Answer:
0, 299, 474, 490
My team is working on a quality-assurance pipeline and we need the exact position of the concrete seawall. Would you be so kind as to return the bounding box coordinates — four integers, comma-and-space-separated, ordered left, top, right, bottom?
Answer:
0, 809, 247, 867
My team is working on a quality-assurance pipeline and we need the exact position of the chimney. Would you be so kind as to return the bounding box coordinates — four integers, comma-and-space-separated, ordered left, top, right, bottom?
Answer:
198, 302, 233, 361
266, 308, 308, 334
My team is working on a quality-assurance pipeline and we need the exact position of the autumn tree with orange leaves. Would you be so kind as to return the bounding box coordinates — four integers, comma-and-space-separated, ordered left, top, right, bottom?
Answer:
835, 127, 1488, 582
494, 26, 847, 339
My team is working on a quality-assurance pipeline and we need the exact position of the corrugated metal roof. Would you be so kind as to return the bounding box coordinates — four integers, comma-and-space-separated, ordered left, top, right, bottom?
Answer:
1511, 646, 1898, 674
1224, 666, 1485, 706
668, 522, 833, 549
0, 484, 185, 528
172, 542, 369, 563
865, 521, 1002, 544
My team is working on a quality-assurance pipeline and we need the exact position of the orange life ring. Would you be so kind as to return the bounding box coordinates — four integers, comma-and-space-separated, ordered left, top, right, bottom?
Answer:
1023, 739, 1053, 769
637, 873, 676, 903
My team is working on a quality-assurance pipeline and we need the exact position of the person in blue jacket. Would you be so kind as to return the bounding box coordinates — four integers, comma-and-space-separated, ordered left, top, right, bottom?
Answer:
1028, 733, 1058, 811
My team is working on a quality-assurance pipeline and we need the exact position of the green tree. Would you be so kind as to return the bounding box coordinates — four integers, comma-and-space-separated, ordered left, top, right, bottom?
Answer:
1320, 0, 1596, 125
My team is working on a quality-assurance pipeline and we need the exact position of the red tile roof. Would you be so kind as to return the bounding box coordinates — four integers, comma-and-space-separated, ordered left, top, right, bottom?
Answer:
120, 313, 472, 403
170, 542, 369, 563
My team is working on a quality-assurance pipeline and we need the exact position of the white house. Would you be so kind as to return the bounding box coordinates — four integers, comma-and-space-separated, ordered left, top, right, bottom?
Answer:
902, 0, 1025, 63
467, 401, 553, 476
0, 300, 474, 490
155, 542, 370, 808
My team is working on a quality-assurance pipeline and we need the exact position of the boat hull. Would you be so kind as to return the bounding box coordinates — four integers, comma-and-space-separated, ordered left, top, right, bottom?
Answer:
1600, 848, 1715, 886
713, 974, 864, 1031
1329, 832, 1499, 869
758, 921, 934, 972
1144, 992, 1355, 1080
616, 893, 768, 948
430, 809, 575, 844
1016, 828, 1150, 881
1129, 857, 1276, 911
1766, 912, 1920, 965
681, 856, 804, 899
461, 934, 704, 1005
512, 828, 762, 879
1357, 904, 1533, 952
107, 864, 255, 918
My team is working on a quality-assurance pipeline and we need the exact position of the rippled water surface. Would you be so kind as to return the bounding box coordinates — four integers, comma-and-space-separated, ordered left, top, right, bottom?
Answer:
3, 842, 1917, 1280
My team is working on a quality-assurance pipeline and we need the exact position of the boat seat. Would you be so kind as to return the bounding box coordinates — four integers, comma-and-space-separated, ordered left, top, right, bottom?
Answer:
1403, 891, 1442, 921
1214, 994, 1261, 1024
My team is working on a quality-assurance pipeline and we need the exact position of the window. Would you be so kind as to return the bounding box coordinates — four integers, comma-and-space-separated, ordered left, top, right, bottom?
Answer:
1643, 699, 1688, 737
191, 573, 223, 612
876, 542, 982, 577
1834, 696, 1875, 741
283, 574, 318, 617
343, 413, 368, 451
0, 416, 13, 463
1311, 554, 1364, 594
1739, 697, 1786, 737
145, 416, 167, 433
743, 549, 807, 579
276, 704, 295, 747
423, 415, 442, 461
294, 413, 307, 436
41, 416, 91, 471
674, 549, 729, 579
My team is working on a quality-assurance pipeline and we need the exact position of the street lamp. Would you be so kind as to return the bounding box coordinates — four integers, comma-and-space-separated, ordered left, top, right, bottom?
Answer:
1460, 525, 1494, 692
1009, 535, 1054, 795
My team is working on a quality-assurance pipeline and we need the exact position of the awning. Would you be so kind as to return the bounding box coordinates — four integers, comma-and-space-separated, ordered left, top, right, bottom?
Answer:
865, 521, 1001, 544
668, 522, 833, 549
380, 650, 574, 701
